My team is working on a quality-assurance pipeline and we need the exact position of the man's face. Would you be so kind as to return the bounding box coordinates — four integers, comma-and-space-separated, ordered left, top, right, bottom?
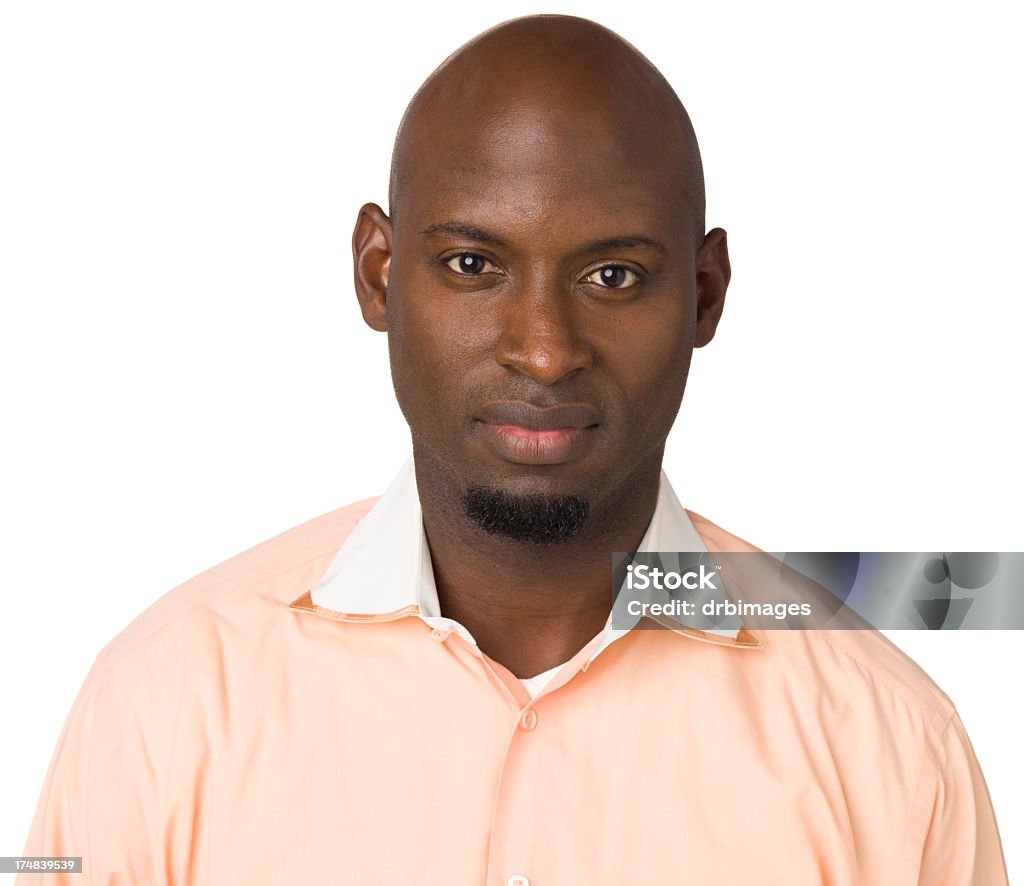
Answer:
359, 96, 726, 528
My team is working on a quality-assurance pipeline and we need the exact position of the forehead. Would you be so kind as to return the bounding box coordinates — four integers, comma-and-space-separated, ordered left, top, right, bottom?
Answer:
396, 101, 692, 244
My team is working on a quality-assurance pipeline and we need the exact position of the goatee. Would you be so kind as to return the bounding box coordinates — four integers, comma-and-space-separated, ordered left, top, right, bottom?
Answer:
463, 487, 590, 544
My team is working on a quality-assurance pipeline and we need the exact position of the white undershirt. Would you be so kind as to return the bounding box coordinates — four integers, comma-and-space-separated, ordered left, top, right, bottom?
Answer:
518, 662, 567, 699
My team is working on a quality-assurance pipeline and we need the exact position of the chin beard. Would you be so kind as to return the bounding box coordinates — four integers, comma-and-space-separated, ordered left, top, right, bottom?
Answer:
463, 486, 590, 544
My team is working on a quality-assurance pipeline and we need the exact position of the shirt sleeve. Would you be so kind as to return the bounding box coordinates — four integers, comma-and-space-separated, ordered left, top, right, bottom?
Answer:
14, 655, 148, 886
912, 711, 1009, 885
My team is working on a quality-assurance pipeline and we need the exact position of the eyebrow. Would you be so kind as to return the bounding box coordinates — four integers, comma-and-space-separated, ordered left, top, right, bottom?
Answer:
420, 222, 509, 247
420, 222, 669, 257
581, 235, 667, 256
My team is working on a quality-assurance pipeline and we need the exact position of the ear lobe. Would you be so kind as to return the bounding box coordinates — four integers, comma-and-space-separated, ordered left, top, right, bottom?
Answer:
352, 203, 392, 332
694, 227, 731, 348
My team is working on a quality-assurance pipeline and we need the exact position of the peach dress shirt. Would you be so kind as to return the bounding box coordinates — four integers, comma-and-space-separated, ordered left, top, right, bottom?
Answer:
17, 459, 1008, 885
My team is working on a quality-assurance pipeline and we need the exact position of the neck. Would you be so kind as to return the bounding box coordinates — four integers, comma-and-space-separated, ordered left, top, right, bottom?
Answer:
415, 450, 662, 678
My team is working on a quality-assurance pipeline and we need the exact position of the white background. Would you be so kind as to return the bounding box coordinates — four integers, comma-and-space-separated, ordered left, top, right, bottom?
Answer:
1, 0, 1020, 878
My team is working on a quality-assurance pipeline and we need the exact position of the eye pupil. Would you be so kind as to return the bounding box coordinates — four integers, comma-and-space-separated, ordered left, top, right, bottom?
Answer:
600, 267, 627, 287
460, 254, 485, 274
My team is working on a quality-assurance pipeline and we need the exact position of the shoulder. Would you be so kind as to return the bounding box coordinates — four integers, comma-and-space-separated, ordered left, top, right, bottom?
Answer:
92, 495, 381, 680
688, 510, 1008, 881
687, 507, 957, 735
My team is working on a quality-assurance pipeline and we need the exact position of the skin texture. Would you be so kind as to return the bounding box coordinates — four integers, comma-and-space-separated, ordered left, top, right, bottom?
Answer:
353, 15, 731, 677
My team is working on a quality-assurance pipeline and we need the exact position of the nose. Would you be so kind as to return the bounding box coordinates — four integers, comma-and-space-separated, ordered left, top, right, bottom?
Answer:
494, 271, 594, 386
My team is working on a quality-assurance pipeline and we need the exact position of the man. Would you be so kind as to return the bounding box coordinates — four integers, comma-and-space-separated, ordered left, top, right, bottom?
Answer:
18, 14, 1007, 885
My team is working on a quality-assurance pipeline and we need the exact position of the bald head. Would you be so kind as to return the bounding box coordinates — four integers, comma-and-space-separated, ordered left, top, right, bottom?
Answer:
388, 15, 706, 248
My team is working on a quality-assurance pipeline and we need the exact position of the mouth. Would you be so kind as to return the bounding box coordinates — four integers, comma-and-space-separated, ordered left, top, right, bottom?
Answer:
475, 400, 600, 466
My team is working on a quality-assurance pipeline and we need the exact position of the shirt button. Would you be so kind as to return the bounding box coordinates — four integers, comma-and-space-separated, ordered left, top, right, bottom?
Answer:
519, 709, 538, 731
507, 876, 530, 886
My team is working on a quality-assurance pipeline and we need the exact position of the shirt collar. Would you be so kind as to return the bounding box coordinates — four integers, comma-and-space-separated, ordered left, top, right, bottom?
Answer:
302, 457, 758, 650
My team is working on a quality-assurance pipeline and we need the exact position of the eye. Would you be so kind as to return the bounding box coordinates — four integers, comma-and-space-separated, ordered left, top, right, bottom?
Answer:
444, 253, 498, 276
583, 265, 641, 289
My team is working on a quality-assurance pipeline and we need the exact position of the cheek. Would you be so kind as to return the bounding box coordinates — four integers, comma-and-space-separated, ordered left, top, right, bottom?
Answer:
385, 283, 496, 429
606, 306, 693, 397
392, 301, 489, 378
603, 307, 695, 444
386, 304, 443, 426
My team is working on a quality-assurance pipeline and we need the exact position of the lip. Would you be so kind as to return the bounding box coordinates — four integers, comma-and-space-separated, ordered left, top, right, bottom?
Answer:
475, 400, 600, 465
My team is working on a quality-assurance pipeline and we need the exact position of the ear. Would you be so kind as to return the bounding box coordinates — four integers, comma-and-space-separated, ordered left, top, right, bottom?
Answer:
352, 202, 393, 332
693, 227, 731, 347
